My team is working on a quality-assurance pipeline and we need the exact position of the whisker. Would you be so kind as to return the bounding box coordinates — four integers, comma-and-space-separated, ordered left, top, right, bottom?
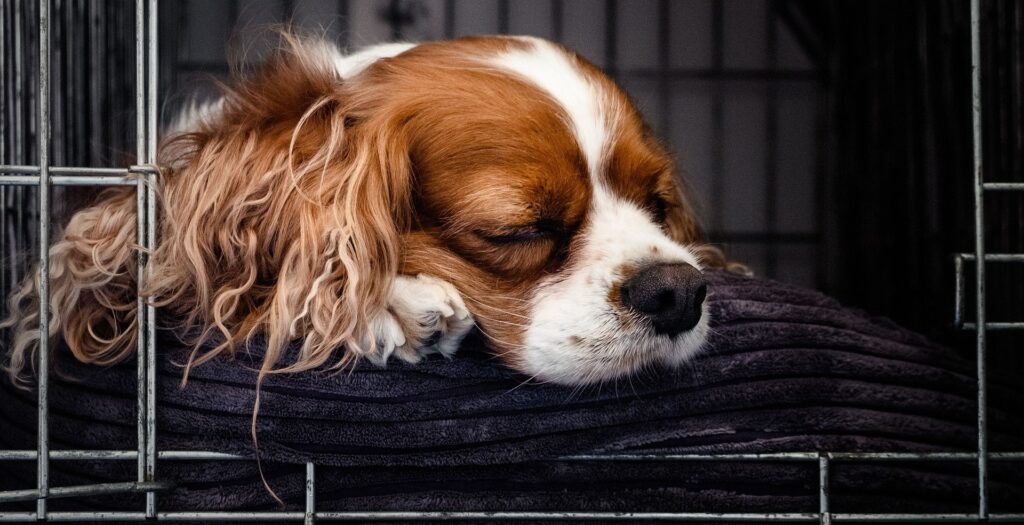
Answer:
460, 291, 536, 305
502, 372, 545, 395
467, 314, 531, 329
473, 330, 528, 352
460, 297, 535, 322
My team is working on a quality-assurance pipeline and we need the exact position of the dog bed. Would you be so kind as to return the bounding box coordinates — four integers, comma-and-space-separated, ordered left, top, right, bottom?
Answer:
2, 270, 1023, 515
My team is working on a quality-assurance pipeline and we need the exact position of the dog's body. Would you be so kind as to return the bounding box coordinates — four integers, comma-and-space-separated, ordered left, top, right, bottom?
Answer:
3, 35, 722, 387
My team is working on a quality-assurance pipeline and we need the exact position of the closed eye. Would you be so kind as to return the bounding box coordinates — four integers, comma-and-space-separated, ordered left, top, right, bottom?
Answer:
476, 219, 564, 245
478, 230, 551, 245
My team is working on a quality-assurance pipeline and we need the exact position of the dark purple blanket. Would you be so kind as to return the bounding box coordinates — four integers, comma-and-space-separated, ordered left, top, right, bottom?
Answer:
2, 270, 1023, 515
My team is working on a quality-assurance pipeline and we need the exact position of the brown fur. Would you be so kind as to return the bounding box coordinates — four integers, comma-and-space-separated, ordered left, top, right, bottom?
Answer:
2, 33, 727, 388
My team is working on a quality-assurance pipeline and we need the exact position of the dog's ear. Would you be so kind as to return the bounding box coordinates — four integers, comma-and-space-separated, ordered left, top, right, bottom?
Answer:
149, 35, 416, 379
314, 114, 415, 357
1, 35, 416, 390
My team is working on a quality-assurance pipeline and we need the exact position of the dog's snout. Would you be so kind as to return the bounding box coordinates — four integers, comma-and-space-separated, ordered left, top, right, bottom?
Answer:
620, 263, 706, 337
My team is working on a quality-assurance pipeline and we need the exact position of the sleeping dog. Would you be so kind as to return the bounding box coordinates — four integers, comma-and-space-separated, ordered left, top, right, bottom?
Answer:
3, 34, 727, 388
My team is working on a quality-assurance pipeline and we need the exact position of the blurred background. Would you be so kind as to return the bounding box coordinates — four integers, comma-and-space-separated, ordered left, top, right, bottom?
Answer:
1, 0, 1022, 366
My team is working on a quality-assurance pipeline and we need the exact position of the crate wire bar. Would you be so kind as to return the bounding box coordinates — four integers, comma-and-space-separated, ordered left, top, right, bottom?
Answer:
33, 0, 49, 518
0, 0, 1023, 522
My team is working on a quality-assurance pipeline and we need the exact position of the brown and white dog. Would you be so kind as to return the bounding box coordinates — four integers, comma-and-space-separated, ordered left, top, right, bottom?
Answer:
3, 34, 726, 388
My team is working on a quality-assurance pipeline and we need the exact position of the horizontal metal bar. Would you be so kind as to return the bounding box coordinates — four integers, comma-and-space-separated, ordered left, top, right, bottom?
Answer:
0, 513, 148, 522
831, 514, 1024, 523
983, 182, 1024, 191
0, 481, 171, 503
0, 512, 817, 522
0, 175, 138, 186
48, 167, 131, 176
563, 452, 1024, 462
313, 512, 820, 521
0, 165, 131, 175
159, 451, 247, 460
0, 450, 248, 461
828, 452, 1024, 461
3, 511, 1024, 522
962, 322, 1024, 331
0, 450, 138, 460
0, 165, 135, 186
0, 514, 36, 522
958, 253, 1024, 262
157, 512, 309, 522
3, 450, 1024, 462
562, 453, 823, 461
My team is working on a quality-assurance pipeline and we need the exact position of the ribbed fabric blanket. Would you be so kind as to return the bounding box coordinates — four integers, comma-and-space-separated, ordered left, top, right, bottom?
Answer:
1, 270, 1023, 517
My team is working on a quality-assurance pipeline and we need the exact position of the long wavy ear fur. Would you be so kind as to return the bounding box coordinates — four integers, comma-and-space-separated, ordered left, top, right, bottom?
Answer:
2, 33, 414, 388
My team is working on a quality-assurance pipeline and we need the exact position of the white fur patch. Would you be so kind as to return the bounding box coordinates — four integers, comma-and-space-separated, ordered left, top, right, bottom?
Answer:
521, 187, 708, 385
331, 42, 417, 78
489, 37, 614, 178
487, 37, 708, 385
165, 98, 225, 135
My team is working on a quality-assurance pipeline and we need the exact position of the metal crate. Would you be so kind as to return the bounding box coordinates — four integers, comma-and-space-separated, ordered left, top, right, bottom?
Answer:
1, 0, 1023, 522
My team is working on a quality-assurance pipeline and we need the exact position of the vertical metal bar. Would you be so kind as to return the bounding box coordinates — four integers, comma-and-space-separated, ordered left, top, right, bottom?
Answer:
818, 455, 831, 525
955, 254, 965, 328
304, 463, 316, 525
36, 0, 51, 518
147, 0, 157, 164
134, 0, 149, 516
0, 0, 6, 304
87, 0, 102, 164
12, 0, 25, 294
16, 0, 27, 245
970, 0, 988, 519
145, 0, 159, 518
14, 0, 25, 168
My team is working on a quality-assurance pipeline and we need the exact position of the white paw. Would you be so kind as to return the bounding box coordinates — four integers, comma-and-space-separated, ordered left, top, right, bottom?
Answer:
363, 274, 474, 366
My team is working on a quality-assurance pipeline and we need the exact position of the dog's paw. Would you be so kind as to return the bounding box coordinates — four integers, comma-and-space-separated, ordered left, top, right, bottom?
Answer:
363, 274, 474, 366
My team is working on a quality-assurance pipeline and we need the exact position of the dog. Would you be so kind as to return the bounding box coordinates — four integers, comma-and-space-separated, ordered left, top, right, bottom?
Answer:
3, 33, 727, 389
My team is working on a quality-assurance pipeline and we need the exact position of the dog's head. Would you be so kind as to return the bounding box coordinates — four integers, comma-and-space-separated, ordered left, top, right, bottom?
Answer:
166, 35, 717, 385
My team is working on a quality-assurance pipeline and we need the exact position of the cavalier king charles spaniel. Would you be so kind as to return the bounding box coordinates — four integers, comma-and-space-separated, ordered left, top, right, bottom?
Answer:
4, 33, 728, 388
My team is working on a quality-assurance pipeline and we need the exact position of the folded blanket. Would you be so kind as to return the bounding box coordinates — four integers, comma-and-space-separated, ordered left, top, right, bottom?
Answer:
2, 270, 1023, 515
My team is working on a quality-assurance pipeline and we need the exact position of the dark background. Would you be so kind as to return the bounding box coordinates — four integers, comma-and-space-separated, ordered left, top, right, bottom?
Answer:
2, 0, 1022, 369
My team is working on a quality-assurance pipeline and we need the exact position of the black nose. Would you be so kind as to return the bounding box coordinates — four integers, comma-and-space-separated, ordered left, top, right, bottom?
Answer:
620, 262, 707, 337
